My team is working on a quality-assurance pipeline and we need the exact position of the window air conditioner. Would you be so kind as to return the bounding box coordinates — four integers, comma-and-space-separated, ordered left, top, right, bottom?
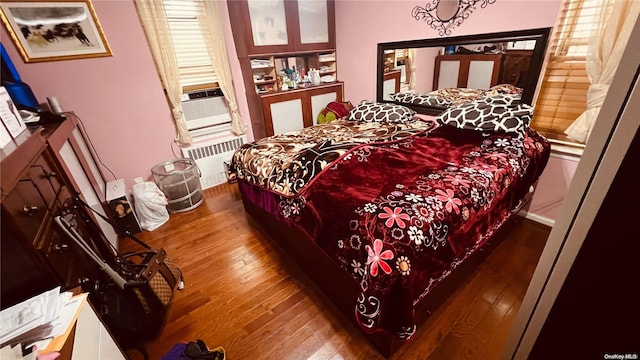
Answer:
181, 89, 231, 137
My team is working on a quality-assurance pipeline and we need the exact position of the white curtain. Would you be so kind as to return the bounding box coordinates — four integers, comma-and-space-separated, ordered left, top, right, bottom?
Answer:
200, 1, 246, 136
134, 0, 192, 145
564, 0, 640, 143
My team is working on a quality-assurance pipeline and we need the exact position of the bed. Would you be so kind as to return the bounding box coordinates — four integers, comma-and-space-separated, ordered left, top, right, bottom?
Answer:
230, 96, 550, 356
388, 83, 523, 113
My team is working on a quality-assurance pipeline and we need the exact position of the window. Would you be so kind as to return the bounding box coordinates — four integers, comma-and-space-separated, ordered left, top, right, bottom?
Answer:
136, 0, 245, 142
530, 0, 612, 145
164, 0, 218, 92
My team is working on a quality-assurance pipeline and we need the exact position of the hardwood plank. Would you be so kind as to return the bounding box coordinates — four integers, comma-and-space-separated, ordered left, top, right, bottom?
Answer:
119, 183, 550, 360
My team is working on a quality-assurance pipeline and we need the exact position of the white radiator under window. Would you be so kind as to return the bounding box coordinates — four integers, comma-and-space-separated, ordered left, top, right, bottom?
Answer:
181, 135, 247, 189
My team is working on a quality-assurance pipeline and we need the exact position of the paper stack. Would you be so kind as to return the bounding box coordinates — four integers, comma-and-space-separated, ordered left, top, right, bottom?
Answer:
0, 287, 87, 357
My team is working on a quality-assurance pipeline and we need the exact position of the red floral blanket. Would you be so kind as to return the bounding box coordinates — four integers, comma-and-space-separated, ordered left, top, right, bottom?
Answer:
232, 119, 550, 340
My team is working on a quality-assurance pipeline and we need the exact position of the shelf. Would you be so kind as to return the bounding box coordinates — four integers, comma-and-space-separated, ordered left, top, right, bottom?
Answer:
258, 81, 343, 96
249, 51, 338, 102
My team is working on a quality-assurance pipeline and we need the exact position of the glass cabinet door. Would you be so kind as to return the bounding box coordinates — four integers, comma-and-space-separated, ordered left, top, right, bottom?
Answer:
297, 0, 328, 44
247, 0, 289, 46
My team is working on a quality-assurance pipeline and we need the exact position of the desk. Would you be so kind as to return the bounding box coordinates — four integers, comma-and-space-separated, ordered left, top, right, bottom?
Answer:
1, 115, 113, 308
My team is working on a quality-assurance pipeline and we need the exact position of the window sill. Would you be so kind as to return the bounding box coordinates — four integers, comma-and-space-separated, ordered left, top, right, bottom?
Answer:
534, 129, 585, 159
549, 138, 584, 160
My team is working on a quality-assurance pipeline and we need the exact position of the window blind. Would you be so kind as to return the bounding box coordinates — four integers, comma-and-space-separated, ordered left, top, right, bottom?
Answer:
530, 0, 612, 142
164, 0, 218, 91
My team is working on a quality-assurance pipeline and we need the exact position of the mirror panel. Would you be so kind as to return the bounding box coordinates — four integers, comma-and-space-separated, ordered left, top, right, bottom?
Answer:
437, 0, 460, 21
376, 28, 551, 115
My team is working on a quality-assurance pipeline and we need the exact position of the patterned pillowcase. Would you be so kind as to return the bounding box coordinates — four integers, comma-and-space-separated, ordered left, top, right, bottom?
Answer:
436, 95, 532, 137
389, 92, 451, 107
489, 83, 524, 95
348, 101, 416, 123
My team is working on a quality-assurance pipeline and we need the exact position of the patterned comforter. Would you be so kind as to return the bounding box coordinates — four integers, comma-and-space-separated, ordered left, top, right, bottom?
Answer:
231, 117, 550, 340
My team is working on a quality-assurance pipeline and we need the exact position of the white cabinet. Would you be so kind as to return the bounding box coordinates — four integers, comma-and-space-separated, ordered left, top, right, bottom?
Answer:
383, 70, 401, 99
271, 98, 305, 134
261, 82, 343, 136
311, 91, 338, 126
434, 54, 502, 90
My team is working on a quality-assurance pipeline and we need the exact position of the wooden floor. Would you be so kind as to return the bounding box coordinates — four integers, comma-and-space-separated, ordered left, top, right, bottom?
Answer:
122, 182, 550, 360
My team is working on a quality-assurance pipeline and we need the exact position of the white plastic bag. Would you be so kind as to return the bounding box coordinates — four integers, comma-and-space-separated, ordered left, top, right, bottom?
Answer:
132, 181, 170, 231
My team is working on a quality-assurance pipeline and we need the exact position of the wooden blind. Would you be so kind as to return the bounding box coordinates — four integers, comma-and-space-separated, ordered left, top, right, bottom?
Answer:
531, 0, 612, 141
164, 0, 218, 91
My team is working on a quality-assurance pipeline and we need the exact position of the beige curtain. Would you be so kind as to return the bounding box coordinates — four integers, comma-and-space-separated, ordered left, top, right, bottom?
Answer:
407, 48, 417, 91
135, 0, 192, 145
564, 0, 640, 143
200, 1, 246, 136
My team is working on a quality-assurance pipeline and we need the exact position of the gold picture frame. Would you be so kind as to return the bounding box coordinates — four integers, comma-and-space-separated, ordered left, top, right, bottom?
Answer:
0, 0, 112, 63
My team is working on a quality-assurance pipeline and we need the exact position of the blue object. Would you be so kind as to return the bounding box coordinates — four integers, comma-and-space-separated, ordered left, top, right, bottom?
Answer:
445, 45, 455, 55
161, 343, 190, 360
1, 42, 40, 110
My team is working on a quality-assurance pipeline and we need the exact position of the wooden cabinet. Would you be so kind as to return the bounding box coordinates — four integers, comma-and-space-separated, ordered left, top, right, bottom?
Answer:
228, 0, 335, 57
1, 117, 111, 307
261, 82, 343, 136
1, 129, 60, 309
315, 51, 337, 80
228, 0, 339, 140
251, 56, 277, 94
47, 114, 117, 248
434, 54, 502, 90
501, 50, 533, 88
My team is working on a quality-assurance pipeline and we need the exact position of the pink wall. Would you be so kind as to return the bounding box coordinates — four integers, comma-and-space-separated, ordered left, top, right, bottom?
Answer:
526, 154, 580, 225
0, 0, 251, 187
335, 0, 562, 104
415, 47, 440, 92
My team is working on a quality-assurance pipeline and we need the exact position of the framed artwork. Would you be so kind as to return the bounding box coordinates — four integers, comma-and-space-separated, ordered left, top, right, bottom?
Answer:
0, 0, 111, 63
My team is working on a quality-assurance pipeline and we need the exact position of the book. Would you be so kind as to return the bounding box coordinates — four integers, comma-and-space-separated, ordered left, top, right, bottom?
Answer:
0, 86, 27, 139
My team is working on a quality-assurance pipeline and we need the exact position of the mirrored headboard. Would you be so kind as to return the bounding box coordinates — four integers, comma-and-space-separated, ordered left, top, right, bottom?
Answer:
376, 28, 551, 115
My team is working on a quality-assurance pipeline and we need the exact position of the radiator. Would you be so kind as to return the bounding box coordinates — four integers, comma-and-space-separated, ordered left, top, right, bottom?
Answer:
181, 134, 247, 189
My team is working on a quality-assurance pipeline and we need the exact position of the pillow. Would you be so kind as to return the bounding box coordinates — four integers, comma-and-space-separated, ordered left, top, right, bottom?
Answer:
436, 95, 532, 137
475, 94, 521, 106
348, 101, 416, 123
490, 83, 524, 95
389, 92, 451, 108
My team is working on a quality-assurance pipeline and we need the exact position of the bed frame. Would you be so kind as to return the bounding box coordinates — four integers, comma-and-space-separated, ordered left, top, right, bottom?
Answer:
239, 183, 535, 357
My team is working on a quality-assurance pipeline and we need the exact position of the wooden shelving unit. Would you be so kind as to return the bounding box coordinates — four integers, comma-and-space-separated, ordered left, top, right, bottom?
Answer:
227, 0, 339, 139
250, 57, 277, 94
317, 51, 337, 78
250, 51, 338, 95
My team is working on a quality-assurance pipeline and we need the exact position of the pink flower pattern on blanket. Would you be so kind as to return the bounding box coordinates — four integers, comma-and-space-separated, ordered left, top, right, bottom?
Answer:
378, 207, 411, 228
366, 239, 395, 277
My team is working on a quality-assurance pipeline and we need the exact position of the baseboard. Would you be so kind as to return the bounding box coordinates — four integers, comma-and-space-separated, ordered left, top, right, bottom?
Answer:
520, 210, 555, 228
